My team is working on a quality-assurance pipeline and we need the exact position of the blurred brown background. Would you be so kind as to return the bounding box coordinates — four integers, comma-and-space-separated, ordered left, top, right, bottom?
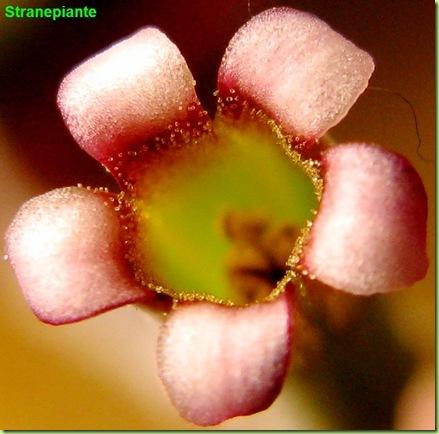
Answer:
0, 0, 434, 429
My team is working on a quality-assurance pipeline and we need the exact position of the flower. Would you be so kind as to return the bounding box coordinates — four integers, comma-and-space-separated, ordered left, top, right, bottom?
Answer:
4, 7, 427, 427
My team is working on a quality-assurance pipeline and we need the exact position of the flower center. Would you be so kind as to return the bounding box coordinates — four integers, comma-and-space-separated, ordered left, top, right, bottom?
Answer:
117, 106, 321, 305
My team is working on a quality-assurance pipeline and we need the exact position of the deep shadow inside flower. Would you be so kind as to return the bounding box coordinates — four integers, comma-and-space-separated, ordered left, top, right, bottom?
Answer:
222, 210, 298, 303
116, 109, 320, 305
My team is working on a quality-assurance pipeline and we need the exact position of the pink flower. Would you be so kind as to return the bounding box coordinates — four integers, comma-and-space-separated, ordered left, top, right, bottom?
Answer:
5, 7, 427, 426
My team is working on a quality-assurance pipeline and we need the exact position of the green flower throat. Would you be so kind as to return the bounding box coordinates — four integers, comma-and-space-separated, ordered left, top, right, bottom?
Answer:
111, 106, 322, 306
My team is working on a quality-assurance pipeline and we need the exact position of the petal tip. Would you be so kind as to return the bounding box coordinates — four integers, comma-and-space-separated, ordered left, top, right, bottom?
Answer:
6, 187, 149, 324
302, 143, 428, 295
157, 290, 294, 425
57, 27, 199, 162
218, 7, 375, 139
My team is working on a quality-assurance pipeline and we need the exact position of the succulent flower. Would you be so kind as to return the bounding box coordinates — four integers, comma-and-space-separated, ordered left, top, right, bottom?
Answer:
5, 7, 428, 427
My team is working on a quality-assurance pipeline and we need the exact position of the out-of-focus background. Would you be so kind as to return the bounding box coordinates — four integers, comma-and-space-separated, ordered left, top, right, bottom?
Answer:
0, 0, 434, 429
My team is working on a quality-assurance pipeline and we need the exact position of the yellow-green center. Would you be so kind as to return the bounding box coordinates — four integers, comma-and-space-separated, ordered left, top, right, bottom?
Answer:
129, 113, 319, 305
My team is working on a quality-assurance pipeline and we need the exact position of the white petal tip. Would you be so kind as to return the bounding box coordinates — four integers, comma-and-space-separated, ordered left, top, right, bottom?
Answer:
5, 187, 149, 324
58, 28, 199, 162
302, 144, 428, 295
158, 290, 294, 425
219, 7, 374, 138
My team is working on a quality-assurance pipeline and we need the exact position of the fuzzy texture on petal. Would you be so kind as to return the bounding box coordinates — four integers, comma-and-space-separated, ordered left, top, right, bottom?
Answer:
218, 7, 374, 139
302, 144, 428, 295
157, 290, 294, 426
58, 28, 199, 162
5, 187, 150, 324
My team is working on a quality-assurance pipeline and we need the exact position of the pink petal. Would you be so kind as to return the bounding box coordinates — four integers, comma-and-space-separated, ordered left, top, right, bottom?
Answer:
5, 187, 150, 324
57, 28, 200, 162
157, 290, 294, 426
218, 7, 374, 139
302, 144, 428, 295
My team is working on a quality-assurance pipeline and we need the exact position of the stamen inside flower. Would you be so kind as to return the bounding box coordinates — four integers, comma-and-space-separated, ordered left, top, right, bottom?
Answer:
119, 108, 321, 305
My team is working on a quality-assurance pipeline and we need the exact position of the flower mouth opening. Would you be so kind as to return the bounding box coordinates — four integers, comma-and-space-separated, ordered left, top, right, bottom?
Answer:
112, 100, 322, 306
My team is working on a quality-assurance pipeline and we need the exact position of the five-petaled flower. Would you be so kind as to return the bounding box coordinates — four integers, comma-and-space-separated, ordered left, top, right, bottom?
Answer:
5, 7, 428, 426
